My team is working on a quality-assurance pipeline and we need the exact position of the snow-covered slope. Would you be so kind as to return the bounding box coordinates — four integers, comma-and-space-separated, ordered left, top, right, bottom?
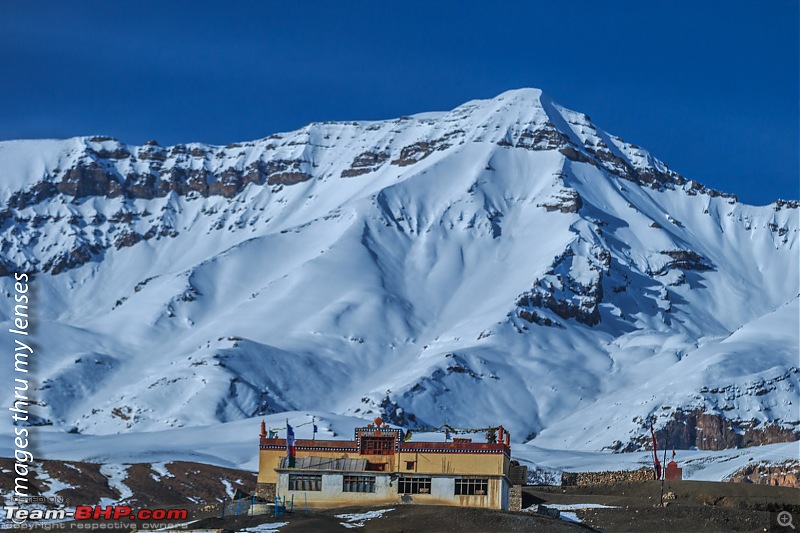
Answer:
1, 88, 797, 452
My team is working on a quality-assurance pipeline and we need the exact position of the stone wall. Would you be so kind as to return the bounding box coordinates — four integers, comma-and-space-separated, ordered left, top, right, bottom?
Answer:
509, 465, 528, 485
561, 468, 654, 486
509, 485, 522, 511
255, 482, 276, 501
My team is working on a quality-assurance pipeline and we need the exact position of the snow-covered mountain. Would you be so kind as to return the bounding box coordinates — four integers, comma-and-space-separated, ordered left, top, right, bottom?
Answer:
1, 88, 797, 452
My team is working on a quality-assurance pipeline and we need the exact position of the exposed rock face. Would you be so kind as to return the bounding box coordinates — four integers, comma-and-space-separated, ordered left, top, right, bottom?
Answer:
57, 160, 121, 198
42, 241, 103, 275
625, 409, 800, 452
2, 203, 180, 275
493, 118, 699, 193
726, 460, 800, 488
391, 139, 449, 167
558, 146, 597, 165
775, 199, 800, 210
7, 143, 315, 209
341, 151, 389, 177
654, 250, 713, 275
8, 180, 58, 209
516, 244, 609, 327
115, 231, 144, 250
264, 159, 312, 185
538, 189, 583, 213
500, 122, 570, 151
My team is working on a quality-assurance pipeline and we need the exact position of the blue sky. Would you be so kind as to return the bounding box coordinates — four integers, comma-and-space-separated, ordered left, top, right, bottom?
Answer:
1, 1, 797, 205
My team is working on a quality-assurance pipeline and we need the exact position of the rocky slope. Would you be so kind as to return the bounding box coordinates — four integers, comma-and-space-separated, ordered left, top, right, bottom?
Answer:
725, 460, 800, 488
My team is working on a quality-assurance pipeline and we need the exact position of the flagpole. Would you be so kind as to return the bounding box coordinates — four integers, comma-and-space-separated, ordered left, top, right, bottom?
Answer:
660, 442, 667, 506
286, 418, 296, 468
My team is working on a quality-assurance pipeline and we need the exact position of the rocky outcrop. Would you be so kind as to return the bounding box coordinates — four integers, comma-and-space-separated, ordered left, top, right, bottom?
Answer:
768, 222, 790, 237
391, 139, 450, 167
494, 120, 697, 193
538, 189, 583, 213
114, 231, 144, 250
42, 242, 103, 275
57, 160, 123, 198
625, 409, 800, 452
726, 460, 800, 488
6, 141, 318, 209
774, 199, 800, 210
0, 203, 182, 275
517, 309, 560, 327
264, 159, 312, 185
654, 250, 713, 275
517, 283, 602, 327
8, 181, 58, 209
499, 122, 571, 151
516, 245, 609, 327
341, 151, 389, 177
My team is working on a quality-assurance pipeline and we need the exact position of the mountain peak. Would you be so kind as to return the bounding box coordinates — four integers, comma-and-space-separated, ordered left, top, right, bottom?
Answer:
0, 89, 797, 453
487, 87, 547, 105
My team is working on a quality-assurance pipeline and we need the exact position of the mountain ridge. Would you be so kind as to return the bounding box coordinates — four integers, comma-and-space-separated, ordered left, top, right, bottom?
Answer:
1, 88, 797, 453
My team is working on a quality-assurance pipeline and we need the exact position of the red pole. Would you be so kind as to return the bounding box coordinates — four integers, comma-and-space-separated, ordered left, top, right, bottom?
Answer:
650, 424, 661, 480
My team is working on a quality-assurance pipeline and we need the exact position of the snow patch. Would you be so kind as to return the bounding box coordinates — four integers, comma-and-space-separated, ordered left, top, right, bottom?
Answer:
336, 508, 395, 528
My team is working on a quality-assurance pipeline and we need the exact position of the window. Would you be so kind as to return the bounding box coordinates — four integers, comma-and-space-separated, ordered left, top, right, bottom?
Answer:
361, 436, 395, 455
405, 461, 415, 470
398, 476, 431, 494
455, 478, 488, 496
288, 474, 321, 491
343, 475, 376, 493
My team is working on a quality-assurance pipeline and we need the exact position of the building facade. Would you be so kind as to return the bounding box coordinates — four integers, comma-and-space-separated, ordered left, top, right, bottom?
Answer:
256, 422, 512, 510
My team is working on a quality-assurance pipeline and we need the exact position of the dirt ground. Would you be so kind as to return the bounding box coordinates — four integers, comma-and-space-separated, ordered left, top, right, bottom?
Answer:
526, 480, 800, 532
192, 480, 800, 532
18, 479, 800, 532
190, 504, 589, 532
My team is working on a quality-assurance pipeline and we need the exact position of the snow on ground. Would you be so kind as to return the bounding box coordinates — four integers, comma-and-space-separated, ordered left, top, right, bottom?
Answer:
335, 508, 395, 528
559, 511, 582, 523
150, 462, 174, 479
524, 503, 619, 524
512, 440, 800, 481
98, 464, 133, 501
39, 477, 76, 498
240, 522, 288, 533
221, 479, 236, 498
548, 504, 620, 510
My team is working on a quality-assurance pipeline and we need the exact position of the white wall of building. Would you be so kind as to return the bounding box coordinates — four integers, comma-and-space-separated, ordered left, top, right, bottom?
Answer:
276, 471, 508, 509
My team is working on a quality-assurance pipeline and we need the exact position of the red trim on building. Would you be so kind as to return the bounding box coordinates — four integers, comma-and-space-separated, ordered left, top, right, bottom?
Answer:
399, 442, 508, 453
261, 438, 509, 455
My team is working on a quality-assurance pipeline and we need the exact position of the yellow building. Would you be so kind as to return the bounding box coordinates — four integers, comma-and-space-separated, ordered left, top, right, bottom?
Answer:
256, 421, 513, 510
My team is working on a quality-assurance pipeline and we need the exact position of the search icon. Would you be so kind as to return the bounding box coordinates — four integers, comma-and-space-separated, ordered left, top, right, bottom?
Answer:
778, 511, 795, 529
